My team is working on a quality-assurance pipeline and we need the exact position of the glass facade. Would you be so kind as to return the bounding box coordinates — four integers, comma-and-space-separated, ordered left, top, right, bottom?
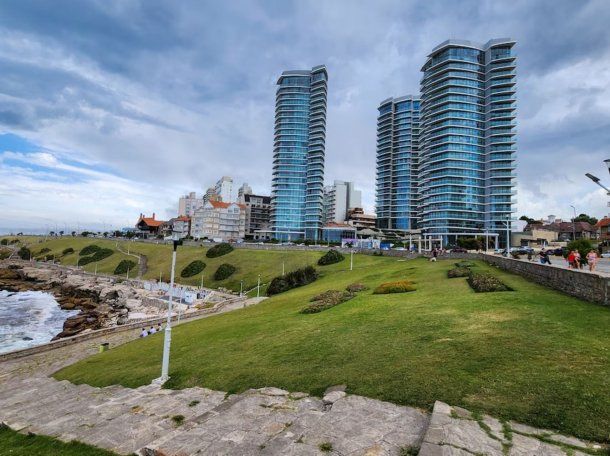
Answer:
419, 39, 516, 244
375, 96, 420, 230
271, 65, 328, 241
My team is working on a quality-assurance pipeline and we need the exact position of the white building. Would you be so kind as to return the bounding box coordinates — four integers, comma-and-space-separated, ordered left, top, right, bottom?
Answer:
203, 187, 216, 204
238, 183, 253, 203
215, 176, 234, 203
178, 192, 203, 217
323, 180, 362, 223
191, 200, 246, 241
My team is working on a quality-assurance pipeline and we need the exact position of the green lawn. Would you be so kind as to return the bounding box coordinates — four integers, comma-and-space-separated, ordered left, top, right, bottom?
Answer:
54, 256, 610, 443
8, 236, 322, 292
0, 426, 118, 456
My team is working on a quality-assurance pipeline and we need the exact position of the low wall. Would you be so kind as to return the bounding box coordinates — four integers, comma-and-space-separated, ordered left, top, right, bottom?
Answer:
0, 296, 246, 362
480, 254, 610, 306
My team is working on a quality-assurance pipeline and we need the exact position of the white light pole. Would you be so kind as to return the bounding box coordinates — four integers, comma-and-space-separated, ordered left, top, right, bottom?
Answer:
240, 280, 243, 297
157, 235, 180, 384
570, 205, 577, 240
350, 249, 353, 271
282, 262, 285, 276
94, 262, 98, 276
257, 274, 261, 298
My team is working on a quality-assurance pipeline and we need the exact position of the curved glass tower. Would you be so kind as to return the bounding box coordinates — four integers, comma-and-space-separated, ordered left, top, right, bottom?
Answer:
271, 65, 328, 241
375, 96, 420, 230
419, 38, 516, 245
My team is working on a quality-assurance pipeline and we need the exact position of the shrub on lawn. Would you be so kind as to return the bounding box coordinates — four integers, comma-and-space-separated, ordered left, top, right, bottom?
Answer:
39, 247, 51, 254
180, 260, 206, 278
448, 267, 471, 278
373, 280, 416, 294
45, 254, 55, 261
114, 260, 137, 275
346, 282, 369, 293
467, 272, 511, 292
317, 249, 345, 266
206, 242, 233, 258
301, 290, 354, 314
17, 246, 31, 260
0, 249, 10, 260
62, 247, 75, 255
267, 266, 318, 296
213, 263, 236, 281
454, 261, 474, 268
79, 248, 114, 266
0, 239, 8, 245
79, 244, 101, 256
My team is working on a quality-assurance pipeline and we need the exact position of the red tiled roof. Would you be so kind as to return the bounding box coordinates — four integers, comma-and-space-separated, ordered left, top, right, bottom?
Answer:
138, 216, 164, 227
208, 201, 246, 209
175, 216, 190, 222
595, 217, 610, 228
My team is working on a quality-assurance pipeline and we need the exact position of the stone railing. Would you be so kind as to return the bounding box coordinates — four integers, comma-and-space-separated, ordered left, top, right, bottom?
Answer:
479, 254, 610, 306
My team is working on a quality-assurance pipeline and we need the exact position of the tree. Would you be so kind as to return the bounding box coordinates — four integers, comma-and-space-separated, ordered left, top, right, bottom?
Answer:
113, 230, 122, 238
519, 215, 535, 224
71, 231, 76, 237
103, 232, 108, 238
566, 239, 594, 264
574, 213, 598, 225
59, 230, 64, 236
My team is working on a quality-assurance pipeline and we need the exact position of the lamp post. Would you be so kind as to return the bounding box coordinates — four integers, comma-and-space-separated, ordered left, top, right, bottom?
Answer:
156, 234, 181, 384
570, 205, 577, 241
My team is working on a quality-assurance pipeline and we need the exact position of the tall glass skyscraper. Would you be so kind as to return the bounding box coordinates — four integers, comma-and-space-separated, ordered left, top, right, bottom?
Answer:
419, 38, 516, 245
271, 65, 328, 241
375, 96, 421, 230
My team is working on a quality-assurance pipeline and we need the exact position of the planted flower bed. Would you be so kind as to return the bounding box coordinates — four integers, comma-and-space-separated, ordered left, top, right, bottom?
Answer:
467, 272, 512, 292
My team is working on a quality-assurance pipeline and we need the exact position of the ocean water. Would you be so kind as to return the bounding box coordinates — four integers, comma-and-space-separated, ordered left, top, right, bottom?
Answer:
0, 290, 79, 354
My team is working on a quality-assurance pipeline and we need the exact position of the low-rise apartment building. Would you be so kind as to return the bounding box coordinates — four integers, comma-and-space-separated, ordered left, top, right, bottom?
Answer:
191, 201, 246, 241
243, 193, 271, 239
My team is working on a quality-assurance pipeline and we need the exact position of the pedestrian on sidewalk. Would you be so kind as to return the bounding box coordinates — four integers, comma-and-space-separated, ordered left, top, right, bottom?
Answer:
587, 249, 598, 272
539, 249, 552, 265
567, 250, 576, 269
575, 250, 582, 269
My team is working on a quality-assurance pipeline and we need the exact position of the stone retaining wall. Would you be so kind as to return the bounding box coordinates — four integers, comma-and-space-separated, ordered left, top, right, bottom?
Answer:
0, 296, 245, 362
480, 254, 610, 306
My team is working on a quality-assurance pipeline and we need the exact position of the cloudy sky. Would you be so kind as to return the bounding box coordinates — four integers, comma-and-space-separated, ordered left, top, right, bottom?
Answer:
1, 0, 610, 232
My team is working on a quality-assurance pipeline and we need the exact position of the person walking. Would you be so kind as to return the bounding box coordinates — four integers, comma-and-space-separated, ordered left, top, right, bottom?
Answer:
567, 250, 576, 269
587, 249, 598, 272
574, 250, 582, 269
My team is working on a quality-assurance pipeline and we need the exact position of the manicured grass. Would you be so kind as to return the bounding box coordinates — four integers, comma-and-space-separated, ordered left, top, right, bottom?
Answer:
55, 257, 610, 442
10, 236, 323, 292
0, 426, 118, 456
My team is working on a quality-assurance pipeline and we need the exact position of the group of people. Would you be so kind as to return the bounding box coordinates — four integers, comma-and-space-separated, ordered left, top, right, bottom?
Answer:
566, 249, 599, 271
140, 323, 162, 338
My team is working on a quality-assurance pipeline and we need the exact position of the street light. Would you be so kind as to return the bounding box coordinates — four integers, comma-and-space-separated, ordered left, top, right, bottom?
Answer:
155, 234, 181, 384
570, 205, 577, 240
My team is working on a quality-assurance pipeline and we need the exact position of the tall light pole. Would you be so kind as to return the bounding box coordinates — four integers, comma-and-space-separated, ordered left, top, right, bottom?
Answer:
585, 167, 610, 217
156, 234, 181, 384
570, 205, 577, 240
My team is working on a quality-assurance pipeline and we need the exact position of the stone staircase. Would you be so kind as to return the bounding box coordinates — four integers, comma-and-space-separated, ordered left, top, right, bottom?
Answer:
0, 377, 604, 455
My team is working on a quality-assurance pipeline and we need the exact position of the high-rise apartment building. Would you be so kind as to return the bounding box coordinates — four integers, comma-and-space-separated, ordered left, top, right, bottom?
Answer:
418, 38, 516, 245
271, 65, 328, 241
323, 180, 362, 224
375, 96, 421, 230
203, 187, 217, 204
178, 192, 203, 217
215, 176, 234, 203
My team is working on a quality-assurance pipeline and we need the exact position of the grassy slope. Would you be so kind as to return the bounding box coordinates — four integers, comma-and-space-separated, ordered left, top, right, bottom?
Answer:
55, 257, 610, 442
8, 236, 322, 291
0, 426, 118, 456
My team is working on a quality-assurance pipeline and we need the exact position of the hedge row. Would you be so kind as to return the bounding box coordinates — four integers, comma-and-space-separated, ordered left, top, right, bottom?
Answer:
79, 248, 114, 265
373, 280, 416, 294
79, 245, 102, 256
214, 263, 236, 281
317, 249, 345, 266
467, 272, 511, 292
267, 266, 318, 296
114, 260, 137, 275
206, 243, 233, 258
181, 260, 206, 278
